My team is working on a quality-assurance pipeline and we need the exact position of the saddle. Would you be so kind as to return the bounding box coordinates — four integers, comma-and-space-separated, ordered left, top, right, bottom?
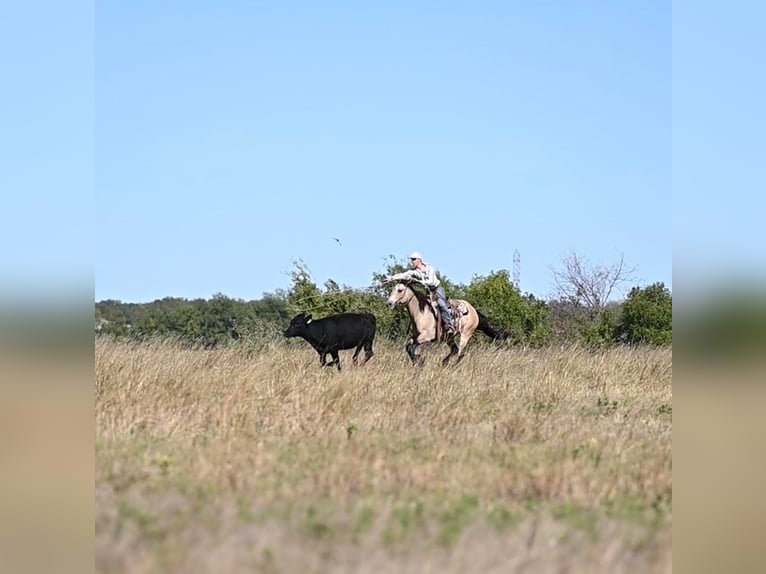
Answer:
428, 293, 469, 334
451, 300, 469, 316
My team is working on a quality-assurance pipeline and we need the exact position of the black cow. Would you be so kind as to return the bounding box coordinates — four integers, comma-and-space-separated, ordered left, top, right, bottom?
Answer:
284, 312, 376, 371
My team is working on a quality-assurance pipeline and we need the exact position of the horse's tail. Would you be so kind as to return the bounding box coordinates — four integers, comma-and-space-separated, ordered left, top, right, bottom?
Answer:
476, 311, 509, 342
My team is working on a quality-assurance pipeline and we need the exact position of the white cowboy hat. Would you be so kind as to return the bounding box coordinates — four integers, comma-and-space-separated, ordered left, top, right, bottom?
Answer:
409, 251, 423, 260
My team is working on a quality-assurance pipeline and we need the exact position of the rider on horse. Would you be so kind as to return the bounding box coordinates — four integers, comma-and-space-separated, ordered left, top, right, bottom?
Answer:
385, 251, 455, 334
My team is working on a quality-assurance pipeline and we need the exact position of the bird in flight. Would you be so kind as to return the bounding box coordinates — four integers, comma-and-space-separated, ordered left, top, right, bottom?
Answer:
332, 237, 342, 246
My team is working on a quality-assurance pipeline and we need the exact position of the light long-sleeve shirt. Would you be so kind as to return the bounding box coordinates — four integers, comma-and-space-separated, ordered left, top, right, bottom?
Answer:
389, 263, 441, 290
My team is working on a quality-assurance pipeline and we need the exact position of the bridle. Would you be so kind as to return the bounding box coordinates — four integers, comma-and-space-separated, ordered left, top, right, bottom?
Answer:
388, 283, 415, 308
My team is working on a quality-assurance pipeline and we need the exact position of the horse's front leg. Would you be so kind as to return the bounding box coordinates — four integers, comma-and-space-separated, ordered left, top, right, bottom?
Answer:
405, 340, 417, 364
412, 332, 437, 366
406, 340, 427, 366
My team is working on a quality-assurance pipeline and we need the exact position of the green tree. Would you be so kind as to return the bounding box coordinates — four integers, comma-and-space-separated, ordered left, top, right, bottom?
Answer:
169, 303, 203, 340
617, 282, 672, 346
519, 292, 552, 346
286, 259, 328, 316
250, 291, 290, 322
198, 293, 240, 346
582, 303, 621, 347
548, 251, 637, 347
463, 270, 550, 345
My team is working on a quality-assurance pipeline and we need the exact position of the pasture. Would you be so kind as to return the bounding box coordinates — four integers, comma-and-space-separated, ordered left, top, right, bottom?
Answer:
96, 337, 672, 573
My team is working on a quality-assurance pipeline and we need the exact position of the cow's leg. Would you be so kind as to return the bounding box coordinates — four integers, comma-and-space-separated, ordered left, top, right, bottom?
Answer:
351, 340, 373, 366
363, 338, 374, 364
319, 352, 328, 367
330, 350, 341, 371
320, 352, 337, 368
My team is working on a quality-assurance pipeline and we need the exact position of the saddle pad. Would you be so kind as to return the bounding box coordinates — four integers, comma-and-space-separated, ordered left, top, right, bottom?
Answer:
451, 301, 469, 316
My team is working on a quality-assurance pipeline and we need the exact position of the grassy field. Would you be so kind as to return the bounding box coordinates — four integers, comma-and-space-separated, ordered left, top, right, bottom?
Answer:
96, 337, 672, 573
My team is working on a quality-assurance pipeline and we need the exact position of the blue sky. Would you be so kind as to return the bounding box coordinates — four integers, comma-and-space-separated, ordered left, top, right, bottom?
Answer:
91, 1, 672, 303
4, 1, 675, 304
94, 1, 670, 303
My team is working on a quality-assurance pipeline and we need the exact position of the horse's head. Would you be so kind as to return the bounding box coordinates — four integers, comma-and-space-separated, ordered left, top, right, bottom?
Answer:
386, 282, 413, 310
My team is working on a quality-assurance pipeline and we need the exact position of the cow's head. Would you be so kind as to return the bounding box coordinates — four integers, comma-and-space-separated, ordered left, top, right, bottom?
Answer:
284, 313, 312, 337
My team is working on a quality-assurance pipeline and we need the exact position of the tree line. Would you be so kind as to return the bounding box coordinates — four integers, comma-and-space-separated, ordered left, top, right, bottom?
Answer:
95, 253, 672, 349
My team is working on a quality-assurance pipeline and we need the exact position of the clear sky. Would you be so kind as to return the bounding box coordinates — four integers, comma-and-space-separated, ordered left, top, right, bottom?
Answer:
93, 1, 671, 303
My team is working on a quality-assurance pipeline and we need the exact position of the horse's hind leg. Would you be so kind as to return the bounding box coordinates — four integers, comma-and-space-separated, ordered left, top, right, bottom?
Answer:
442, 340, 459, 366
455, 333, 473, 364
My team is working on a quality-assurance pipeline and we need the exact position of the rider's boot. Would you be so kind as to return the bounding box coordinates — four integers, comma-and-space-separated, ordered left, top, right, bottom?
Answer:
443, 312, 455, 335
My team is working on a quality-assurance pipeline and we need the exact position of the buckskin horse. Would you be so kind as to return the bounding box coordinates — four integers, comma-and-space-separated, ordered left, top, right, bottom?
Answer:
385, 282, 507, 365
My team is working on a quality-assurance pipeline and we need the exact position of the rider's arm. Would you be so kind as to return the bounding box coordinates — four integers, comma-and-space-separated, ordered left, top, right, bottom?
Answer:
388, 270, 420, 282
419, 264, 440, 289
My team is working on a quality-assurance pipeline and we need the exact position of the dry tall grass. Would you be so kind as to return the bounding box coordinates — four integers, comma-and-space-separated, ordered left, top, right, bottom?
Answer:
96, 337, 671, 573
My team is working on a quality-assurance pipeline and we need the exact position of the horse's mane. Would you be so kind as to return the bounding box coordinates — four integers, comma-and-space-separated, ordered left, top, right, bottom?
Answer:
403, 283, 436, 316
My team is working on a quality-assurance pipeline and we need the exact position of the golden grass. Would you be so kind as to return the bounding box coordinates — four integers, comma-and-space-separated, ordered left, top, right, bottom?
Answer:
96, 337, 672, 573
